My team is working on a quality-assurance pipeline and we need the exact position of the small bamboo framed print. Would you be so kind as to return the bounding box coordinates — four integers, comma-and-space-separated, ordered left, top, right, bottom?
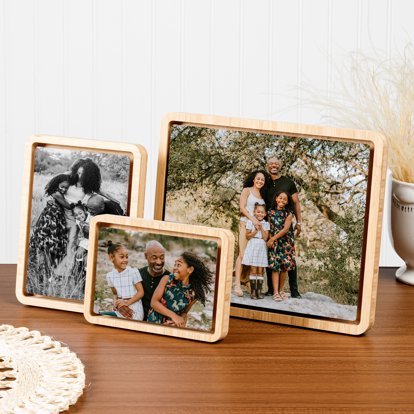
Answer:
16, 135, 147, 313
84, 216, 234, 343
154, 112, 387, 335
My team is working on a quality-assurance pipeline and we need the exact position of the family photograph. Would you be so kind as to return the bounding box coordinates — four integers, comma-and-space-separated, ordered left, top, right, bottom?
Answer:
164, 124, 371, 321
94, 228, 218, 332
26, 146, 131, 300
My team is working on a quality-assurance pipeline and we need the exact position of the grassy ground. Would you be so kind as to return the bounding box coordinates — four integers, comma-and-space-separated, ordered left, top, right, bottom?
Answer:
26, 172, 129, 300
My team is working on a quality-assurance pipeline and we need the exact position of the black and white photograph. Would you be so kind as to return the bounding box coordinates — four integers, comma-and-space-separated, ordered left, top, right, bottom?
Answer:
26, 146, 131, 300
163, 123, 372, 322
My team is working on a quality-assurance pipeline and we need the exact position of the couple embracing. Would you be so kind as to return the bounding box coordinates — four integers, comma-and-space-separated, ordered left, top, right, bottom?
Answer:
234, 157, 303, 301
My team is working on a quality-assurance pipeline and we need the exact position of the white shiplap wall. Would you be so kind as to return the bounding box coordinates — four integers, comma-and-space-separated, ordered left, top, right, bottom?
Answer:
0, 0, 412, 265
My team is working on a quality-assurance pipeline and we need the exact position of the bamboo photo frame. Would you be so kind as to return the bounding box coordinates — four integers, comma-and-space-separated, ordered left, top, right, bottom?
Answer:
16, 135, 147, 313
154, 113, 387, 335
84, 216, 234, 343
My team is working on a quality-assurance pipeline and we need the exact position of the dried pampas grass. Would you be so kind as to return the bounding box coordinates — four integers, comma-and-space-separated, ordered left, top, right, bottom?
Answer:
312, 45, 414, 183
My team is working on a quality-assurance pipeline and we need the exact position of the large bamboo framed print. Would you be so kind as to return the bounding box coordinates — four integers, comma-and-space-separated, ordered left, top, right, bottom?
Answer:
16, 135, 147, 313
154, 113, 387, 335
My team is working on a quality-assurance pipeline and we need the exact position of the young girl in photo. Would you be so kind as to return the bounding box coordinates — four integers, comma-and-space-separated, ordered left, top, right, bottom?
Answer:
29, 173, 73, 269
267, 191, 296, 302
106, 241, 144, 321
147, 252, 213, 328
242, 203, 270, 299
72, 202, 90, 262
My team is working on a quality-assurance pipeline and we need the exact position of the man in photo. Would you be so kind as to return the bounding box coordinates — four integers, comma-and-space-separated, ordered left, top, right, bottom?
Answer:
116, 240, 169, 320
139, 240, 170, 320
264, 156, 303, 298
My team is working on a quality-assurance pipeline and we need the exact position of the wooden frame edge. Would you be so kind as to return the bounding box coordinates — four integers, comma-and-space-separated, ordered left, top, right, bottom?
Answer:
84, 216, 234, 343
154, 113, 388, 335
15, 135, 147, 313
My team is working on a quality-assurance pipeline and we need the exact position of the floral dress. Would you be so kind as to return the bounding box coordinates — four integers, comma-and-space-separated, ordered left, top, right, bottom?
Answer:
267, 208, 296, 272
29, 197, 68, 267
27, 196, 68, 295
147, 274, 195, 324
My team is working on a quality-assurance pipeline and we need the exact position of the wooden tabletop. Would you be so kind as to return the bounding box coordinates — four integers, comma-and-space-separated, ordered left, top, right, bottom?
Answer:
1, 265, 414, 413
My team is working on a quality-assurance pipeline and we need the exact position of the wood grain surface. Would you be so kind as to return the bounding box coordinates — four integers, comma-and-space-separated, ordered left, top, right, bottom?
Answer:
2, 265, 414, 413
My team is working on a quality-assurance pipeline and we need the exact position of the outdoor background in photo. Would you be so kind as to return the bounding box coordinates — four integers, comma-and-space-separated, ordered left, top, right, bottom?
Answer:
27, 147, 131, 300
165, 125, 371, 309
32, 147, 131, 222
95, 227, 218, 331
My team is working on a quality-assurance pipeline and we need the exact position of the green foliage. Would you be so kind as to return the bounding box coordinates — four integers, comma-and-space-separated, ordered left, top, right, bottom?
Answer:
165, 125, 371, 306
306, 212, 364, 306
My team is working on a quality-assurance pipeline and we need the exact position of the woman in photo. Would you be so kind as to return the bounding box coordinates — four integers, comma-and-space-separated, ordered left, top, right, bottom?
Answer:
62, 158, 99, 258
60, 158, 121, 264
233, 170, 268, 297
147, 251, 213, 327
71, 158, 123, 214
27, 173, 72, 294
54, 158, 103, 281
267, 190, 296, 302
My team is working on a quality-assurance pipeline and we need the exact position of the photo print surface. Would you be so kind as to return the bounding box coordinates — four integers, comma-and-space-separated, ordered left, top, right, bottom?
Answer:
163, 124, 372, 322
94, 227, 219, 332
26, 146, 131, 300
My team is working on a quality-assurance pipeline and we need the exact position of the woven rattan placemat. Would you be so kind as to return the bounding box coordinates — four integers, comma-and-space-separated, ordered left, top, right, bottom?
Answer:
0, 325, 85, 413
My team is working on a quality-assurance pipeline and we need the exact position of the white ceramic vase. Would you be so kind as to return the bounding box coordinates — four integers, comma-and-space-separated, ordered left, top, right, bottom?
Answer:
390, 176, 414, 285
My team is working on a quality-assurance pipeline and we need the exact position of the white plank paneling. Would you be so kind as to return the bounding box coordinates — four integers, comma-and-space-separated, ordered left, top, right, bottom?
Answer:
181, 0, 211, 115
3, 0, 35, 262
391, 0, 412, 57
36, 0, 64, 135
123, 1, 154, 218
123, 0, 152, 143
153, 0, 182, 118
1, 0, 414, 264
95, 0, 124, 139
361, 0, 390, 53
271, 0, 302, 123
300, 0, 330, 125
240, 0, 270, 119
65, 0, 94, 138
149, 0, 182, 214
0, 0, 8, 263
211, 0, 242, 117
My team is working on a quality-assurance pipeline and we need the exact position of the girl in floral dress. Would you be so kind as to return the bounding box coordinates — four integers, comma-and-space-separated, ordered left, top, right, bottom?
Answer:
27, 174, 72, 294
267, 191, 296, 302
147, 252, 213, 328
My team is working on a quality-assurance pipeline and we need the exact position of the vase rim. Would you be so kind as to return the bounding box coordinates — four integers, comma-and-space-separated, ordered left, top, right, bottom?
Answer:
391, 175, 414, 186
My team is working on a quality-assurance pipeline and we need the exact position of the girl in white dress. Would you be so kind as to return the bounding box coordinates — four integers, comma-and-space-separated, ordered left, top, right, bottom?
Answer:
234, 170, 268, 297
106, 241, 144, 321
242, 203, 269, 299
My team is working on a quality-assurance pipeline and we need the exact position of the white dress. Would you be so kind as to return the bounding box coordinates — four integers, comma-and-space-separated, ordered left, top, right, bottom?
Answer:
76, 214, 90, 251
242, 220, 270, 267
240, 190, 266, 223
106, 267, 144, 321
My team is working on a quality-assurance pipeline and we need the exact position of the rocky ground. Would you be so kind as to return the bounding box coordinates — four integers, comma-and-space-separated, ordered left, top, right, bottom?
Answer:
231, 290, 357, 321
